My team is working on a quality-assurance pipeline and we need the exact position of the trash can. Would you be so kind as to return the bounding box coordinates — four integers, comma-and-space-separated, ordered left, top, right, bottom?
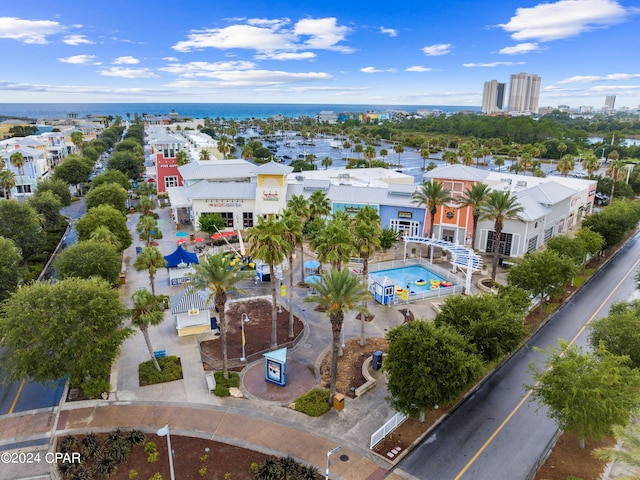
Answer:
333, 393, 345, 411
119, 273, 126, 285
189, 233, 194, 242
135, 246, 142, 255
372, 350, 383, 371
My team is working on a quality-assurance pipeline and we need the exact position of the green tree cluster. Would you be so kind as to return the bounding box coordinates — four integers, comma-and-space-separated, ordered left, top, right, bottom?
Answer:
582, 199, 640, 248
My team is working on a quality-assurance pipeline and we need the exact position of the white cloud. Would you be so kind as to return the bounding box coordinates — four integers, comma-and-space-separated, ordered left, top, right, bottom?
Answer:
0, 17, 64, 44
172, 17, 352, 54
166, 69, 331, 88
463, 61, 526, 67
406, 66, 432, 72
498, 0, 629, 42
422, 43, 452, 56
163, 56, 179, 62
255, 51, 316, 60
63, 34, 93, 46
499, 43, 543, 55
160, 60, 256, 76
113, 56, 140, 65
99, 67, 159, 79
380, 26, 398, 37
558, 73, 640, 83
58, 55, 98, 64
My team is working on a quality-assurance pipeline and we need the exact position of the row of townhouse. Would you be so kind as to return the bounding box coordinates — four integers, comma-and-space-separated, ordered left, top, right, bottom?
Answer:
0, 120, 104, 199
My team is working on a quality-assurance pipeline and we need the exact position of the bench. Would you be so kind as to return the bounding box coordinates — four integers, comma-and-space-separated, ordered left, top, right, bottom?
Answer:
205, 373, 216, 392
153, 349, 167, 359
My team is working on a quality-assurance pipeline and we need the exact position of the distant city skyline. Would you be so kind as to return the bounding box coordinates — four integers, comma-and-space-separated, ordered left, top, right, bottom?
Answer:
1, 0, 639, 108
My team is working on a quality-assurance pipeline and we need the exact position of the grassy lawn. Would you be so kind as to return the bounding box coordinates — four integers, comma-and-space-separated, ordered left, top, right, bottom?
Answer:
138, 356, 183, 386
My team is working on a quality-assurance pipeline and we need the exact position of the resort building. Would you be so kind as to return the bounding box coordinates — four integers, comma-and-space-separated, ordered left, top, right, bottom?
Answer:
508, 72, 541, 114
482, 80, 506, 114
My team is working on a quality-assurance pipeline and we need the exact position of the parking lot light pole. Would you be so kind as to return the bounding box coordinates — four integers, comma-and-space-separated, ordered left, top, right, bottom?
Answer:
240, 313, 249, 362
157, 424, 175, 480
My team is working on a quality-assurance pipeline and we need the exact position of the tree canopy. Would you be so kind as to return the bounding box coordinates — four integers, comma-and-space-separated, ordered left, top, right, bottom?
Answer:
0, 236, 22, 301
75, 204, 132, 251
85, 183, 128, 214
54, 240, 121, 285
385, 321, 482, 419
0, 277, 131, 392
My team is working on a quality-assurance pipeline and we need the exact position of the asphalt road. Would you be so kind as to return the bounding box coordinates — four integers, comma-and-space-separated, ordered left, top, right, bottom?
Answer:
396, 232, 640, 480
0, 200, 86, 416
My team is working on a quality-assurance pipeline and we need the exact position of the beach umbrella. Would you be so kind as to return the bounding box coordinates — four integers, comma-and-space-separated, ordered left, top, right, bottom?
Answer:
177, 238, 188, 245
304, 260, 320, 269
194, 237, 205, 243
176, 231, 189, 237
304, 275, 321, 284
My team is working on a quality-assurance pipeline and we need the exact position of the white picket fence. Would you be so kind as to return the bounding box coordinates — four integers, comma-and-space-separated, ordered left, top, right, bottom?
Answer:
370, 412, 408, 449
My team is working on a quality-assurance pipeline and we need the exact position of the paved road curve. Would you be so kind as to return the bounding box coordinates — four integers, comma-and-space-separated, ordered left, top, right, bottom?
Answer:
396, 233, 640, 480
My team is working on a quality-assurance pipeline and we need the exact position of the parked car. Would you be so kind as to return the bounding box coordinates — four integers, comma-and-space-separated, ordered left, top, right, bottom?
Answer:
572, 171, 588, 178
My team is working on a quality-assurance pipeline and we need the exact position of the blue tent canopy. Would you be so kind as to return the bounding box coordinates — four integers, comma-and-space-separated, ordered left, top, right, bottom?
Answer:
164, 245, 199, 268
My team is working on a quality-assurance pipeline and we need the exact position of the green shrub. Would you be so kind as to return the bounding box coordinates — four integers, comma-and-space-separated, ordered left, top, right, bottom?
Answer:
129, 470, 139, 479
128, 429, 146, 446
212, 371, 240, 397
147, 451, 159, 463
294, 389, 331, 417
143, 442, 157, 454
139, 356, 183, 386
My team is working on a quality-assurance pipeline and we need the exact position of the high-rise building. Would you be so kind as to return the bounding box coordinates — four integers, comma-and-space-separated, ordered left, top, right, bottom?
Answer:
482, 80, 506, 114
604, 95, 616, 111
508, 72, 541, 114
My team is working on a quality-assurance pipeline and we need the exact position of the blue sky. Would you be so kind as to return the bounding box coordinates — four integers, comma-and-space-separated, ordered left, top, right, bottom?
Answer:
1, 0, 639, 108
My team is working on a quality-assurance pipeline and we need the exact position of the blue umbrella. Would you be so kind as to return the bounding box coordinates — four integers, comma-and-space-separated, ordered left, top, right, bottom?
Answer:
176, 231, 189, 237
304, 275, 321, 285
304, 260, 320, 269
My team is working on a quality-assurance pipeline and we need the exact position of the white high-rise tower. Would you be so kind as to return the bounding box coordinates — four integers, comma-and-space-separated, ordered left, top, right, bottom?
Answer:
482, 80, 506, 114
508, 72, 541, 114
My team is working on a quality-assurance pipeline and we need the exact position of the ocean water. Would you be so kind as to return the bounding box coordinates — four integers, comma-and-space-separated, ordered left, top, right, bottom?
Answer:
0, 103, 479, 121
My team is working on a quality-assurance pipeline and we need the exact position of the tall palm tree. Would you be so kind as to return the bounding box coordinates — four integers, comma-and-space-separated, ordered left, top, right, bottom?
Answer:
136, 215, 159, 246
136, 196, 155, 216
479, 190, 524, 282
363, 145, 376, 168
412, 180, 452, 240
287, 194, 310, 285
246, 215, 289, 349
217, 136, 230, 159
311, 211, 355, 271
199, 149, 211, 161
443, 150, 459, 165
303, 268, 370, 403
10, 151, 25, 197
133, 246, 167, 295
582, 153, 600, 179
606, 158, 626, 200
308, 190, 331, 221
557, 154, 575, 177
130, 288, 164, 371
0, 170, 16, 200
281, 209, 304, 338
394, 144, 405, 167
189, 253, 251, 379
176, 150, 189, 166
460, 183, 490, 250
352, 206, 382, 346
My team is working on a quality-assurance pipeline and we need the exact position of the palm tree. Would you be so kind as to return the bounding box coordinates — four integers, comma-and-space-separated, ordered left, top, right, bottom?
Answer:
460, 183, 490, 250
189, 253, 252, 379
557, 154, 575, 177
557, 142, 567, 160
352, 206, 382, 346
606, 158, 626, 200
593, 421, 640, 472
394, 144, 405, 167
0, 169, 16, 200
217, 136, 230, 159
246, 215, 289, 349
70, 131, 84, 156
311, 212, 355, 271
10, 151, 25, 197
479, 190, 524, 282
130, 288, 164, 371
199, 149, 211, 161
582, 153, 600, 178
363, 145, 376, 168
443, 150, 459, 165
241, 145, 253, 161
133, 246, 167, 295
176, 150, 189, 166
321, 156, 333, 170
412, 180, 452, 240
308, 190, 331, 221
136, 196, 155, 216
90, 225, 122, 250
303, 268, 370, 403
137, 215, 159, 246
281, 208, 304, 338
287, 194, 310, 285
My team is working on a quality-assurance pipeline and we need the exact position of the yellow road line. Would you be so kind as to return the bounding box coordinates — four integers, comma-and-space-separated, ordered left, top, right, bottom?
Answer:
8, 378, 26, 414
454, 254, 640, 480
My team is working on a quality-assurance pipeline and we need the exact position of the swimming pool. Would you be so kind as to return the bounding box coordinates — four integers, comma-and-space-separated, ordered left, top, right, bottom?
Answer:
370, 265, 451, 294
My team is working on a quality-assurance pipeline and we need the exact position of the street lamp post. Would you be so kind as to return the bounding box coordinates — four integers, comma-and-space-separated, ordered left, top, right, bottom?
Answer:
240, 313, 249, 362
326, 445, 342, 480
157, 424, 175, 480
